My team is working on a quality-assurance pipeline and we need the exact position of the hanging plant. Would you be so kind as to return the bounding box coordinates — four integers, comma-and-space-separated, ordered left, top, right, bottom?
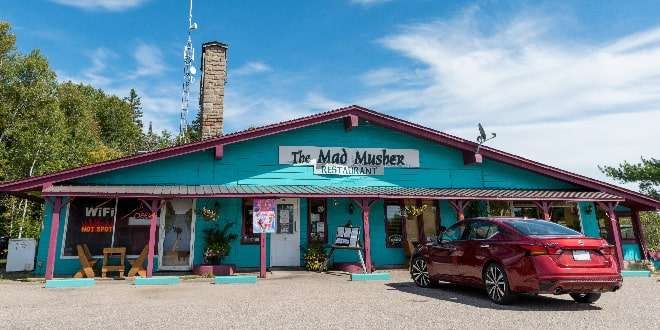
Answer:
404, 204, 427, 218
198, 202, 220, 222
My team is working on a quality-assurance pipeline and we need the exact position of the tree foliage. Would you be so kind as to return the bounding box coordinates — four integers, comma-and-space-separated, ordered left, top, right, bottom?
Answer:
0, 21, 178, 238
640, 212, 660, 252
600, 157, 660, 199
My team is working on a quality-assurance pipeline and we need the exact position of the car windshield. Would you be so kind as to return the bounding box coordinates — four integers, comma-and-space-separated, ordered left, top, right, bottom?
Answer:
507, 219, 582, 236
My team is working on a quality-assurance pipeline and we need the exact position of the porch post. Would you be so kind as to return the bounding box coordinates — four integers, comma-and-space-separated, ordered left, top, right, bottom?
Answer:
598, 202, 624, 270
448, 200, 469, 221
353, 198, 376, 273
259, 232, 266, 278
45, 197, 62, 280
146, 199, 161, 278
630, 207, 649, 260
533, 201, 553, 220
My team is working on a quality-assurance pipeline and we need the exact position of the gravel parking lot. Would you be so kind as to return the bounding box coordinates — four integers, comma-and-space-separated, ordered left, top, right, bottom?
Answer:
0, 270, 658, 329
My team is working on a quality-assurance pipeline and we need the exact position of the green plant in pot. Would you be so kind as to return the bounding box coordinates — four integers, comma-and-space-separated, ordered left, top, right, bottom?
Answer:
203, 222, 238, 265
304, 242, 328, 271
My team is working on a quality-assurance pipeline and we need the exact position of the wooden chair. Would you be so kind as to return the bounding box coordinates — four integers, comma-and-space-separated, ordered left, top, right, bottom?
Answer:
127, 245, 149, 277
74, 244, 98, 278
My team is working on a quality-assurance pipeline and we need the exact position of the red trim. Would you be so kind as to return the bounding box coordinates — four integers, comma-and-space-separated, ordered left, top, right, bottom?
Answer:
353, 198, 377, 273
45, 197, 63, 280
344, 114, 358, 130
214, 144, 224, 160
1, 105, 658, 209
463, 151, 483, 165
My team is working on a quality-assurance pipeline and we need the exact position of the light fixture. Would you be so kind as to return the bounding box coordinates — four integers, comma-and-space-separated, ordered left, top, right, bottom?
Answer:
348, 203, 354, 214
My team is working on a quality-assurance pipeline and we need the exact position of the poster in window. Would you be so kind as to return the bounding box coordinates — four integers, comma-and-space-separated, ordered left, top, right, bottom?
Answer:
253, 199, 276, 234
63, 198, 115, 256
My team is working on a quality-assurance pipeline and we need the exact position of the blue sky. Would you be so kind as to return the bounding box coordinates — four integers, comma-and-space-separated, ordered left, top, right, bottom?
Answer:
3, 0, 660, 186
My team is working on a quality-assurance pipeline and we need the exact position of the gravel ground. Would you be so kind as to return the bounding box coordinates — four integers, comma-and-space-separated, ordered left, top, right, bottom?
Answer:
0, 270, 658, 329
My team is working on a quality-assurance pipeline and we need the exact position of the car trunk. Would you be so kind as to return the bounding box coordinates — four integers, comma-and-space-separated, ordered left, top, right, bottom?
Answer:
532, 236, 612, 268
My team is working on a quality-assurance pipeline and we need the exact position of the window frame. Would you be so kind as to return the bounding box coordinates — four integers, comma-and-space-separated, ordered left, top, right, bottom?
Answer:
384, 199, 405, 248
307, 198, 328, 244
240, 198, 260, 245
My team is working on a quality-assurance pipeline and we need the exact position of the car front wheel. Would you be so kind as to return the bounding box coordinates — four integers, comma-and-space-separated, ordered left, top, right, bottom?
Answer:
484, 263, 513, 304
570, 293, 601, 303
411, 257, 431, 288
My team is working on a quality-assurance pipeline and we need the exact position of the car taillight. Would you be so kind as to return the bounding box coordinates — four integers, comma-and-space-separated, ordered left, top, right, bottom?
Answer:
521, 244, 563, 256
599, 245, 614, 255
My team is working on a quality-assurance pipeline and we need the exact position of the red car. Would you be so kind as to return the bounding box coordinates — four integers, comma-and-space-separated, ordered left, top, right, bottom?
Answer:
410, 217, 622, 304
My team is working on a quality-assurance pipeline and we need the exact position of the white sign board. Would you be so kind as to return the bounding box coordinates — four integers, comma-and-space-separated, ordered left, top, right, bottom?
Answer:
279, 146, 419, 176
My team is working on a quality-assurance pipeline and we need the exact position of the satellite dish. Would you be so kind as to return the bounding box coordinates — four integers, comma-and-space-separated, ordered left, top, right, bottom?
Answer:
190, 22, 198, 30
189, 66, 196, 75
478, 123, 487, 142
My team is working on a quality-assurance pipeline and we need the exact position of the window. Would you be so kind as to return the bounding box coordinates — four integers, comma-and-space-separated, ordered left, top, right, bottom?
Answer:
62, 197, 116, 256
62, 197, 159, 257
241, 199, 259, 244
384, 200, 404, 248
508, 220, 582, 236
618, 214, 635, 240
440, 222, 467, 243
550, 203, 581, 232
467, 221, 500, 240
420, 200, 439, 242
114, 199, 158, 255
595, 207, 612, 243
512, 202, 540, 219
488, 201, 512, 217
308, 199, 327, 243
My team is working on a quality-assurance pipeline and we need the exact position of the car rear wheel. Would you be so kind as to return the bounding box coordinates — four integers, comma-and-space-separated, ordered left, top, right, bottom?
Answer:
411, 257, 431, 288
570, 293, 601, 304
484, 263, 513, 305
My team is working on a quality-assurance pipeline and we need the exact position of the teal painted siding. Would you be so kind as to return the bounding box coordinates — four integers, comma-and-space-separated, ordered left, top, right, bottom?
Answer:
39, 119, 592, 275
623, 242, 642, 261
578, 202, 600, 237
75, 120, 576, 190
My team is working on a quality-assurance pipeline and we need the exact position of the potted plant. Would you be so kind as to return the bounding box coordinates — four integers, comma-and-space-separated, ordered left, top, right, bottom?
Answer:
304, 242, 328, 272
203, 222, 237, 265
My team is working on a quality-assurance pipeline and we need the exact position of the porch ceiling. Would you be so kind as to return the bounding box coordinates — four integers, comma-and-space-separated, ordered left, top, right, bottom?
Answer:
41, 185, 624, 202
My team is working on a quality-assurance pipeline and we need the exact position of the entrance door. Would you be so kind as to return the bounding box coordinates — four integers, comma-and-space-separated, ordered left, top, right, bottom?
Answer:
158, 199, 196, 270
270, 198, 300, 267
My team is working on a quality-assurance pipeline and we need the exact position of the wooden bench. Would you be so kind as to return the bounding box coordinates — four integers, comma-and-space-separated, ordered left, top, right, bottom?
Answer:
74, 244, 98, 278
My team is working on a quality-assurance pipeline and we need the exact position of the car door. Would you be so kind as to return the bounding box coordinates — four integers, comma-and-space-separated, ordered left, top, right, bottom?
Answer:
428, 222, 467, 281
463, 220, 501, 286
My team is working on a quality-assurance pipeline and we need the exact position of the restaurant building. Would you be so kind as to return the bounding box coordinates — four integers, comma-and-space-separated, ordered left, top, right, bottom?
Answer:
1, 42, 658, 279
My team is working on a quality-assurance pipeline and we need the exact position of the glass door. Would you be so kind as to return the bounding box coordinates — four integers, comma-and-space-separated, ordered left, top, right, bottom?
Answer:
158, 199, 196, 270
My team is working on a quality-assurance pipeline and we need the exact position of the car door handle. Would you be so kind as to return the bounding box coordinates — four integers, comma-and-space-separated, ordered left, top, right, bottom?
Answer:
480, 244, 490, 248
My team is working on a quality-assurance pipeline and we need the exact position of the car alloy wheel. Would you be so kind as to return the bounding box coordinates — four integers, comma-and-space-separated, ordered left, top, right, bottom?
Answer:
484, 263, 512, 304
411, 257, 431, 288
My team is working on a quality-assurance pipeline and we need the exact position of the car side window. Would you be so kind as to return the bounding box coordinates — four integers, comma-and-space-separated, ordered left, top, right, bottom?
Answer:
468, 221, 500, 240
441, 222, 467, 243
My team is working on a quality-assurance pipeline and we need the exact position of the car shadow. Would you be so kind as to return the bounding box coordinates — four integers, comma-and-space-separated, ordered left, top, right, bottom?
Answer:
386, 281, 602, 311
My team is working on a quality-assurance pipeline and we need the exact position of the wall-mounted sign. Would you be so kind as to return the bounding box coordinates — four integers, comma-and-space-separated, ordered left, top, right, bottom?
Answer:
253, 199, 277, 234
279, 146, 419, 176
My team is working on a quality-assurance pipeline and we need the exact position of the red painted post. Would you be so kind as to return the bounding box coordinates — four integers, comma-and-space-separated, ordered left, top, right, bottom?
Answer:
259, 232, 266, 278
533, 201, 552, 220
146, 200, 159, 278
361, 200, 373, 273
45, 197, 62, 280
599, 202, 624, 271
630, 208, 649, 260
449, 200, 468, 221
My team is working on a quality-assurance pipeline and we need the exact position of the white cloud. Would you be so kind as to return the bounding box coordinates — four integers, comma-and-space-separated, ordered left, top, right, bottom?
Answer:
356, 8, 660, 185
57, 48, 116, 87
350, 0, 392, 6
131, 43, 167, 78
233, 61, 272, 76
50, 0, 148, 11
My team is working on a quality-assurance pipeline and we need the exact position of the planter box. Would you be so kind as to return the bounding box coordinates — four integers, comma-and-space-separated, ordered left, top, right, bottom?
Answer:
621, 270, 651, 277
351, 272, 391, 281
333, 262, 366, 274
193, 264, 236, 276
134, 276, 180, 286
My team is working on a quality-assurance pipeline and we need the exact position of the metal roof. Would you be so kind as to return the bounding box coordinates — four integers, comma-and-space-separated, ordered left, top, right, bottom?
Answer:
41, 185, 624, 201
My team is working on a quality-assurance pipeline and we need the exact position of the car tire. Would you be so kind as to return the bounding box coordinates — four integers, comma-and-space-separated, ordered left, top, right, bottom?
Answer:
411, 257, 431, 288
570, 293, 601, 304
484, 263, 514, 305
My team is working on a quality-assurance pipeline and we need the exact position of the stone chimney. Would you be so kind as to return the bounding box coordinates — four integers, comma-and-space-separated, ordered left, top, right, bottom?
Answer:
199, 41, 228, 139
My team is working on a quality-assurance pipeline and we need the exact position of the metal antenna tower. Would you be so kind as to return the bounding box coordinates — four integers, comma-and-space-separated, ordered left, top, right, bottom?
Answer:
179, 0, 198, 142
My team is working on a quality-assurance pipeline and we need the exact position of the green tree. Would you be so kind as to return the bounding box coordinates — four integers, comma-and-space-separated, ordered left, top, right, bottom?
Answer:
600, 158, 660, 199
124, 88, 143, 129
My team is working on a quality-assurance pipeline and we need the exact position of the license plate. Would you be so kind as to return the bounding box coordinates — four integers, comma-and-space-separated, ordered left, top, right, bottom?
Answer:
572, 250, 591, 261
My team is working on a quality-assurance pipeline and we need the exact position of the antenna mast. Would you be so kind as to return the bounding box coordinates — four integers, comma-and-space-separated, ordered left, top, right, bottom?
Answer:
179, 0, 198, 142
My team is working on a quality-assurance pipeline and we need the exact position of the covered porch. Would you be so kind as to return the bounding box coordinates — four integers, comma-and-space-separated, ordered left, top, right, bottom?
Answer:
38, 184, 641, 280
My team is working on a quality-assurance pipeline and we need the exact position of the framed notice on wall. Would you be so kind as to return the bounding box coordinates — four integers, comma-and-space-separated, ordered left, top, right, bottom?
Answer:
253, 199, 277, 234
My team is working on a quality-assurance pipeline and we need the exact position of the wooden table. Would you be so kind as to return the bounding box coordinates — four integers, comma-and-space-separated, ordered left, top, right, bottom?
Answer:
102, 247, 126, 278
